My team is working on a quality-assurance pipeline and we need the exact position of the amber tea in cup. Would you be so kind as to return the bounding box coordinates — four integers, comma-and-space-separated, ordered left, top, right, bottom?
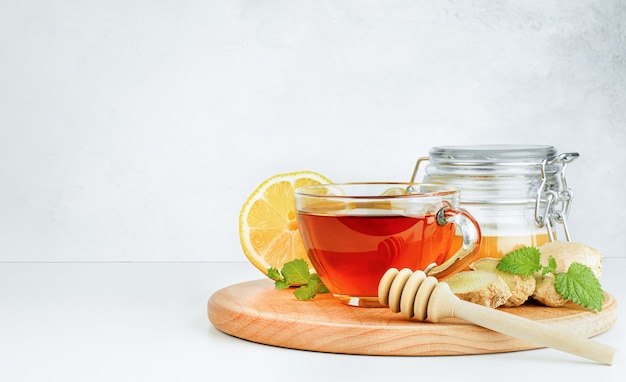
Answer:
295, 183, 481, 307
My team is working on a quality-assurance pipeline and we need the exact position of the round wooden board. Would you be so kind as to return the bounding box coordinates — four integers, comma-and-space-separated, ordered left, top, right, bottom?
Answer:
207, 279, 617, 356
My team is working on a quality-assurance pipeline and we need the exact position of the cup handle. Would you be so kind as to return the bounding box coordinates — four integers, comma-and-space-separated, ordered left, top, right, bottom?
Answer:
426, 207, 482, 280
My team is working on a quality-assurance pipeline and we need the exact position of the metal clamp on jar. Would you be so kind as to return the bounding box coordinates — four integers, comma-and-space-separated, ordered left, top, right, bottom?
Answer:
411, 145, 578, 261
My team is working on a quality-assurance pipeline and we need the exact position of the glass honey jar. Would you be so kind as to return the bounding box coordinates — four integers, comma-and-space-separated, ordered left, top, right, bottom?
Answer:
411, 145, 579, 262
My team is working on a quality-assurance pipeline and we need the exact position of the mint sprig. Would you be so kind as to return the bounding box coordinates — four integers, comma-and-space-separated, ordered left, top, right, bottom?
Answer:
268, 259, 329, 300
497, 247, 604, 311
496, 246, 543, 276
555, 263, 604, 312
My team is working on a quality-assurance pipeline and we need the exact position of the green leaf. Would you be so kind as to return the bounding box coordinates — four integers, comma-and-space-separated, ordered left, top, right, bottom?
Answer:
310, 274, 330, 294
281, 259, 311, 286
497, 247, 542, 276
266, 259, 329, 300
274, 279, 291, 290
294, 278, 319, 300
554, 263, 604, 311
541, 256, 558, 275
267, 267, 281, 281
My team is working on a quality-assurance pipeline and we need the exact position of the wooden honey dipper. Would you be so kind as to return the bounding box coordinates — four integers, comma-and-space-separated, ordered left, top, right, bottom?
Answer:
378, 268, 616, 365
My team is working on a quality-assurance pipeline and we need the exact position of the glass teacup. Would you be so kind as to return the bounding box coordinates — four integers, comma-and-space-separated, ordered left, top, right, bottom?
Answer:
295, 182, 482, 307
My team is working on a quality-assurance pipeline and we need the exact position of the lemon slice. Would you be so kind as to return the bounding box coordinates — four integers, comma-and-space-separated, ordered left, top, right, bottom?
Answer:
238, 171, 332, 275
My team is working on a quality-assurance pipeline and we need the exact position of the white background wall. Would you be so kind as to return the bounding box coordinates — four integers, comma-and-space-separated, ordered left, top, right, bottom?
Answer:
1, 0, 625, 263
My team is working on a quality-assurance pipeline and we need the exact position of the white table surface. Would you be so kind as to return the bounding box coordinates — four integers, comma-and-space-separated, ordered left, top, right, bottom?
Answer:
1, 259, 624, 382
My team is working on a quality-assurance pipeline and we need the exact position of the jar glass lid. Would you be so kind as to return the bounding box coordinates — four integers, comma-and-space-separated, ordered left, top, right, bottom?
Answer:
428, 144, 558, 166
425, 144, 578, 175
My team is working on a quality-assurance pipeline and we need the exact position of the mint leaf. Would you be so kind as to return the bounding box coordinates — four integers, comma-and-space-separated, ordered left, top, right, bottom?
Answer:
554, 263, 604, 311
274, 279, 291, 290
267, 267, 281, 281
294, 277, 320, 300
281, 258, 311, 286
496, 247, 542, 276
310, 274, 330, 294
542, 256, 557, 275
266, 259, 329, 300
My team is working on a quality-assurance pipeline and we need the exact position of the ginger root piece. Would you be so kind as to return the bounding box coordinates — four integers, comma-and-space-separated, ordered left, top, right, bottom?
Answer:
444, 270, 512, 309
537, 241, 603, 279
531, 241, 603, 307
532, 273, 568, 307
470, 257, 536, 307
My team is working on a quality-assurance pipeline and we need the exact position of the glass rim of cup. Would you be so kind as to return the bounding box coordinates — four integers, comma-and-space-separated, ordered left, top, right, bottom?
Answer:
294, 182, 459, 199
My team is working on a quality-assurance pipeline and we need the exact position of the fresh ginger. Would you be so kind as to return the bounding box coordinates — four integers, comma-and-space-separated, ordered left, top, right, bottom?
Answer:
470, 257, 536, 307
537, 241, 603, 279
446, 241, 604, 310
532, 273, 568, 307
444, 270, 512, 309
529, 241, 603, 307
